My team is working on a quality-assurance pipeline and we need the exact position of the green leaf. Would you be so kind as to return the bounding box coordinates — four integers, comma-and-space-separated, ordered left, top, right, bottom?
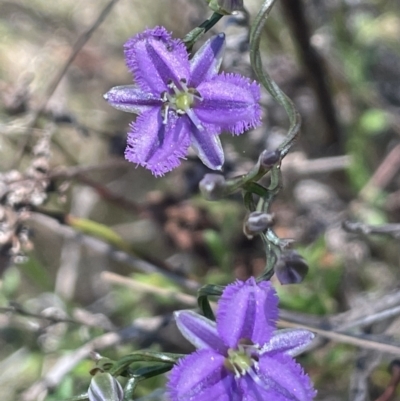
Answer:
20, 255, 52, 290
202, 229, 226, 268
359, 109, 388, 136
1, 266, 21, 297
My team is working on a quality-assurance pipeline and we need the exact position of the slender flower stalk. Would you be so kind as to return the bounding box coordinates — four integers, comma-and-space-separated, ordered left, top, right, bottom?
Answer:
104, 27, 261, 176
168, 278, 316, 401
207, 0, 244, 14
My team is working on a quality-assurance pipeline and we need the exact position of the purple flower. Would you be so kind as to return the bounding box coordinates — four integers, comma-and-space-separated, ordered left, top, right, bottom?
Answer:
104, 27, 261, 176
168, 278, 316, 401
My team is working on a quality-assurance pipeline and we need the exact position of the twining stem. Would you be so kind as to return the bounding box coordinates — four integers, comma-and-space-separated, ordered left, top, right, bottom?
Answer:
205, 0, 302, 198
228, 0, 302, 278
197, 284, 225, 320
197, 0, 303, 286
249, 0, 301, 158
124, 377, 139, 401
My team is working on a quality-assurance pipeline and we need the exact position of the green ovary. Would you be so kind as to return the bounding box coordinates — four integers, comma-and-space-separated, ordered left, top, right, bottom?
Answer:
175, 92, 193, 111
225, 348, 253, 375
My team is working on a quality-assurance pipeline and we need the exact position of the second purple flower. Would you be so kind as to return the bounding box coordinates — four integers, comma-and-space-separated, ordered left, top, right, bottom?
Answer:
104, 27, 261, 176
167, 278, 316, 401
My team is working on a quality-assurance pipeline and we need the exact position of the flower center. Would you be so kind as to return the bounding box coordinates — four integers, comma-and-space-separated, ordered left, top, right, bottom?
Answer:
224, 339, 260, 378
175, 92, 194, 112
161, 79, 204, 130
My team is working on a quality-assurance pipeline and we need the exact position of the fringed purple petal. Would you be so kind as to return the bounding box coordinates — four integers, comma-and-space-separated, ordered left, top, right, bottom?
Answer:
125, 109, 190, 176
261, 329, 314, 357
190, 123, 224, 170
103, 85, 162, 114
168, 350, 242, 401
240, 375, 294, 401
189, 33, 226, 87
124, 27, 190, 95
245, 353, 316, 401
195, 73, 262, 134
216, 278, 278, 347
175, 310, 227, 354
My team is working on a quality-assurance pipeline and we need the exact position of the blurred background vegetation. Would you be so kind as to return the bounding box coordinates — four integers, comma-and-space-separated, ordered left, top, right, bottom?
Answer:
1, 0, 400, 400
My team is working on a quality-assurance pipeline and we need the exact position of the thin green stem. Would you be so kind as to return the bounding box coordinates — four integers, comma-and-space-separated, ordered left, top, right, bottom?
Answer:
250, 0, 301, 158
197, 284, 225, 320
259, 232, 278, 279
205, 0, 301, 198
110, 351, 180, 377
216, 151, 272, 196
243, 0, 303, 280
183, 12, 224, 50
123, 377, 139, 401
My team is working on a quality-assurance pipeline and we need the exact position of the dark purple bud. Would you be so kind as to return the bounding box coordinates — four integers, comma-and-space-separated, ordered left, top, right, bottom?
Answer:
243, 212, 274, 238
260, 149, 281, 168
88, 372, 124, 401
275, 250, 309, 285
199, 174, 226, 200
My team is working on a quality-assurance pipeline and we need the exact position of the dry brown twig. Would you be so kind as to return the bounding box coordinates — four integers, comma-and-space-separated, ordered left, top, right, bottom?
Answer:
12, 0, 121, 168
28, 212, 199, 292
343, 220, 400, 240
350, 349, 383, 401
21, 315, 167, 401
374, 360, 400, 401
0, 304, 115, 333
48, 160, 129, 180
282, 152, 352, 176
359, 143, 400, 203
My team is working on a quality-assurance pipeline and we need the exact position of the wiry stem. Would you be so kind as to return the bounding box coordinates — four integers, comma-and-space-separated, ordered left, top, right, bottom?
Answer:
183, 12, 223, 50
198, 0, 303, 284
245, 0, 302, 279
249, 0, 301, 158
204, 0, 301, 198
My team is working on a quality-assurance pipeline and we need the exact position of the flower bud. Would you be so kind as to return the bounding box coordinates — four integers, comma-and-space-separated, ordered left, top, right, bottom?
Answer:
260, 149, 281, 168
243, 212, 274, 238
275, 250, 309, 285
88, 372, 124, 401
206, 0, 244, 14
199, 174, 226, 200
